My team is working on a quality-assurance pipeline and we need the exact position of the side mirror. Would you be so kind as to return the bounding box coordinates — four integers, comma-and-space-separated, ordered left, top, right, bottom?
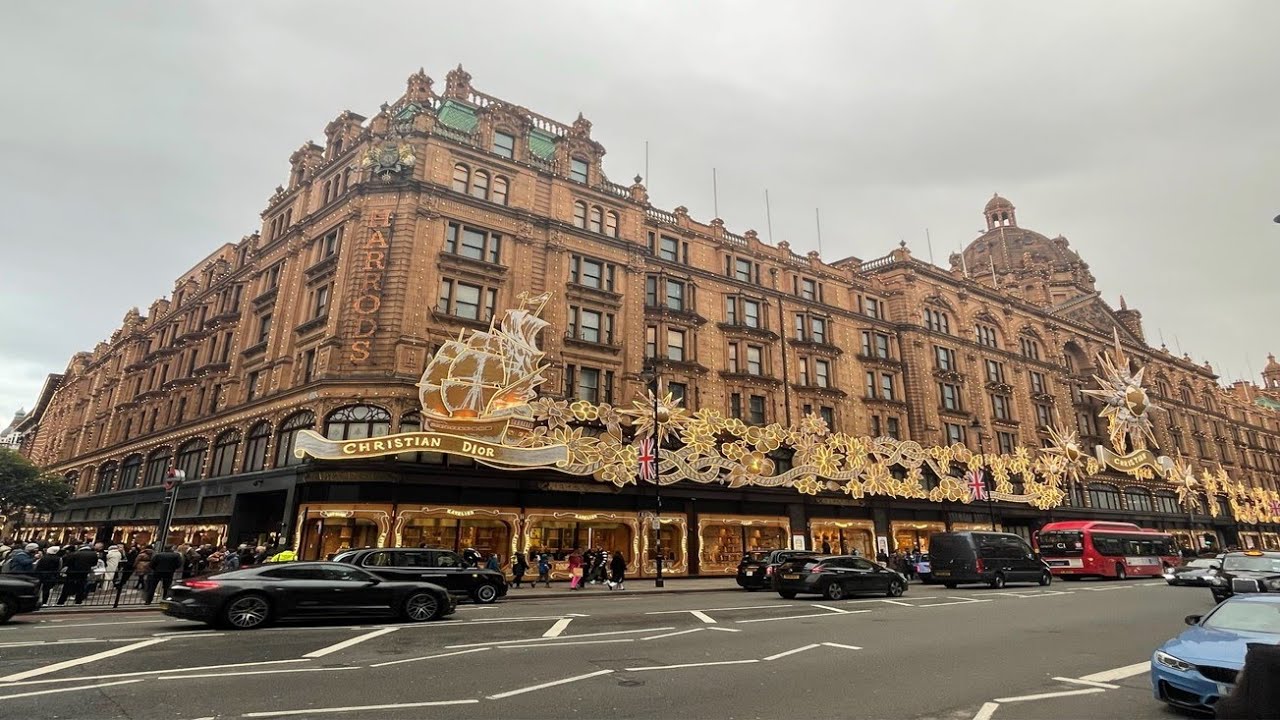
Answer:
1184, 614, 1202, 626
1210, 564, 1221, 571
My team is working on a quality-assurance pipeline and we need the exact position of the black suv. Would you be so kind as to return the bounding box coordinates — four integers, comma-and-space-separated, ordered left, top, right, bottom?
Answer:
0, 574, 41, 623
333, 548, 508, 603
737, 550, 815, 591
928, 531, 1052, 589
1210, 550, 1280, 603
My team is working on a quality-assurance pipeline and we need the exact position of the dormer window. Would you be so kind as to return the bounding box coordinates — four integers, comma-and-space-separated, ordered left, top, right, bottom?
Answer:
493, 131, 515, 159
570, 157, 589, 183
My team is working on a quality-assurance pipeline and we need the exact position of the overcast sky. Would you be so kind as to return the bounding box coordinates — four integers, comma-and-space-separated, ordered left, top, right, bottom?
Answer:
2, 1, 1278, 424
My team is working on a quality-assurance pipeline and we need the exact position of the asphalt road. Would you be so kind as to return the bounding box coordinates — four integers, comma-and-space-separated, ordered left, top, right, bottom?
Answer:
0, 577, 1216, 720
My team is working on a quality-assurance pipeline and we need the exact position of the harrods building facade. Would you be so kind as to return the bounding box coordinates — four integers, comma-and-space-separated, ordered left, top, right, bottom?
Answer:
13, 66, 1280, 575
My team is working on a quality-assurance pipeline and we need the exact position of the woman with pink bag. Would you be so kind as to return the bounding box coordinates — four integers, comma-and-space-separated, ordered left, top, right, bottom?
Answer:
567, 548, 584, 590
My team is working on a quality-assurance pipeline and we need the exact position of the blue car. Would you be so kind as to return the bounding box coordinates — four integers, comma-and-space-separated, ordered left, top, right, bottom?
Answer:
1151, 594, 1280, 713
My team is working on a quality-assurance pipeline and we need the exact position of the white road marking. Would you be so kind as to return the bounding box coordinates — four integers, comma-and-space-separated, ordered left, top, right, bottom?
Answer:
764, 644, 821, 661
1052, 676, 1121, 690
369, 647, 491, 668
689, 610, 717, 624
822, 642, 863, 650
1079, 661, 1150, 683
15, 619, 169, 630
161, 667, 359, 680
542, 618, 573, 637
0, 638, 118, 649
811, 604, 851, 614
910, 598, 994, 608
302, 627, 397, 659
486, 669, 613, 699
736, 610, 870, 623
708, 627, 741, 633
497, 639, 634, 648
0, 637, 169, 682
973, 701, 1001, 720
0, 659, 308, 688
243, 699, 479, 717
642, 628, 705, 641
994, 688, 1106, 703
0, 678, 144, 701
877, 600, 916, 607
646, 604, 791, 614
447, 626, 674, 649
153, 631, 224, 638
625, 659, 759, 672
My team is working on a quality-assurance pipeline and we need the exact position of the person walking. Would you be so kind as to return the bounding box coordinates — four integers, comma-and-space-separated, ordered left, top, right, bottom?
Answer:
132, 547, 153, 590
568, 549, 584, 590
56, 544, 99, 605
536, 551, 551, 588
2, 543, 37, 576
146, 546, 182, 604
485, 552, 501, 573
511, 551, 528, 588
221, 544, 241, 571
35, 545, 62, 605
607, 550, 626, 590
104, 544, 123, 587
821, 539, 832, 554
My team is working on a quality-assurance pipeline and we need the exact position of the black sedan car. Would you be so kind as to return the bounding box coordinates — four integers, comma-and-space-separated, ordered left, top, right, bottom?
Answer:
1211, 550, 1280, 603
0, 574, 41, 623
332, 548, 507, 603
737, 550, 815, 591
160, 561, 456, 629
773, 555, 908, 601
1163, 556, 1223, 587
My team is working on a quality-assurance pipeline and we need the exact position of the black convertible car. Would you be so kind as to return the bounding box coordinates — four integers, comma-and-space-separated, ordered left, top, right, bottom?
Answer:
160, 561, 456, 629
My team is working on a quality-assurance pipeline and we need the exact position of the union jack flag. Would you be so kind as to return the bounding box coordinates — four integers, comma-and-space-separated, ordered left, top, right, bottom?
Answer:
1270, 499, 1280, 517
967, 469, 989, 502
637, 437, 657, 482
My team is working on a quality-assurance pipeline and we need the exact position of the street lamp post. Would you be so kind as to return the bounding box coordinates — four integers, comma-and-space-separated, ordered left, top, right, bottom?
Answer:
971, 418, 996, 531
641, 361, 664, 588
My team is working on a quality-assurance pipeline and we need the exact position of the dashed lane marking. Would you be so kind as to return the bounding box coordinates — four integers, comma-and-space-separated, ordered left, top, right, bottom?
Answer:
243, 699, 479, 717
689, 610, 717, 624
994, 688, 1106, 703
0, 659, 308, 688
0, 637, 169, 682
973, 701, 1000, 720
646, 604, 792, 614
763, 644, 821, 661
302, 627, 397, 659
625, 659, 759, 672
368, 646, 490, 668
496, 638, 634, 649
542, 618, 573, 637
708, 627, 741, 633
486, 669, 613, 699
446, 626, 674, 649
641, 628, 705, 641
160, 667, 360, 680
1079, 661, 1150, 683
909, 597, 994, 608
1052, 676, 1121, 690
822, 642, 863, 650
736, 610, 871, 623
811, 604, 852, 614
0, 678, 144, 702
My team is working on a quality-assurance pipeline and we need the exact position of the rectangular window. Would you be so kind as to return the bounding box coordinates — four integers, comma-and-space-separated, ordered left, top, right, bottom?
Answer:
569, 157, 588, 182
997, 431, 1016, 454
493, 131, 516, 159
727, 343, 738, 372
880, 374, 895, 401
815, 359, 830, 388
730, 392, 742, 419
257, 313, 272, 344
985, 359, 1004, 384
886, 417, 900, 439
935, 346, 956, 371
798, 359, 810, 386
746, 345, 763, 375
865, 371, 877, 399
734, 258, 753, 282
810, 317, 826, 343
645, 276, 658, 307
992, 394, 1012, 421
570, 255, 613, 291
321, 227, 342, 258
266, 263, 282, 290
246, 370, 260, 402
864, 297, 881, 319
303, 349, 316, 383
578, 308, 603, 343
666, 329, 685, 362
794, 314, 806, 341
725, 297, 738, 325
448, 223, 502, 264
946, 423, 966, 445
742, 299, 760, 328
313, 285, 330, 318
874, 333, 890, 358
940, 383, 961, 411
665, 279, 685, 311
819, 406, 834, 428
436, 279, 492, 321
659, 236, 680, 262
668, 382, 686, 404
748, 395, 766, 424
1030, 371, 1046, 394
576, 367, 600, 403
801, 278, 817, 301
1035, 403, 1052, 429
871, 415, 882, 437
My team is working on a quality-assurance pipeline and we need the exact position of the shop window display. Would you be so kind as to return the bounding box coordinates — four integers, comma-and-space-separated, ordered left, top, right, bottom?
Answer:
400, 516, 511, 561
300, 517, 380, 560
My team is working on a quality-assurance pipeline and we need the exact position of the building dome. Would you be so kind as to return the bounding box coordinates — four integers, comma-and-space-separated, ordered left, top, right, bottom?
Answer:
985, 193, 1014, 213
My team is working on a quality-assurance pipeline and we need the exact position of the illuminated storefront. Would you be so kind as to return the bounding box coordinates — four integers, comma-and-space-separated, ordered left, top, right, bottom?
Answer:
1263, 532, 1280, 551
892, 521, 946, 553
393, 506, 520, 564
1239, 531, 1262, 551
296, 505, 392, 560
809, 519, 874, 557
949, 521, 1001, 533
698, 515, 790, 574
524, 510, 638, 578
639, 513, 688, 576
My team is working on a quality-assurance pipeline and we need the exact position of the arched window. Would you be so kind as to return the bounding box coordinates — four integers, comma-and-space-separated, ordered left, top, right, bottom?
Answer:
492, 176, 509, 206
975, 323, 1000, 349
1157, 379, 1171, 397
452, 164, 469, 193
588, 206, 603, 233
1064, 342, 1089, 374
1180, 386, 1193, 405
210, 430, 240, 477
605, 211, 618, 238
1124, 487, 1153, 512
65, 471, 79, 491
95, 462, 117, 494
1154, 490, 1180, 514
275, 411, 316, 467
176, 438, 208, 481
471, 170, 489, 199
243, 422, 271, 472
143, 446, 173, 487
1203, 390, 1218, 413
120, 454, 142, 488
1088, 483, 1122, 510
573, 201, 587, 229
325, 405, 392, 441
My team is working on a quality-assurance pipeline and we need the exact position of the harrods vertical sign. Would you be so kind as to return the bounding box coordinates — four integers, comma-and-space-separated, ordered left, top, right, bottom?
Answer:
349, 209, 393, 364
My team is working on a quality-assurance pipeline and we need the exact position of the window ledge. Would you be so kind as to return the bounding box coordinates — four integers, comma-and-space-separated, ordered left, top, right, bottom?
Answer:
252, 287, 279, 307
790, 338, 841, 355
242, 341, 268, 358
437, 252, 508, 277
718, 371, 781, 386
295, 315, 329, 336
305, 255, 339, 279
718, 323, 779, 342
563, 335, 622, 354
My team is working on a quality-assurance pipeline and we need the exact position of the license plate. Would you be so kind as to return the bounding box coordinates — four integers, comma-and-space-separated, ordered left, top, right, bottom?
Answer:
933, 570, 950, 576
782, 574, 800, 580
1047, 561, 1069, 566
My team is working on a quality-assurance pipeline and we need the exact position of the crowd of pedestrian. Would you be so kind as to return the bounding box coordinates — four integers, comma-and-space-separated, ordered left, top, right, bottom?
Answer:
491, 547, 627, 591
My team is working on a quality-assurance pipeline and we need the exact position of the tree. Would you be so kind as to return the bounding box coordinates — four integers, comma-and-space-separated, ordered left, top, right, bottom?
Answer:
0, 449, 72, 521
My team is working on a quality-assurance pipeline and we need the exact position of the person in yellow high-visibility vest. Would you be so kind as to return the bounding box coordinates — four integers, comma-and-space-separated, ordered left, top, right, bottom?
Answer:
267, 549, 297, 563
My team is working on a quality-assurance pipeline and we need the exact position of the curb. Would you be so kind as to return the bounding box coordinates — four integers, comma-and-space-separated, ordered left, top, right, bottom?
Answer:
32, 605, 160, 616
501, 584, 735, 601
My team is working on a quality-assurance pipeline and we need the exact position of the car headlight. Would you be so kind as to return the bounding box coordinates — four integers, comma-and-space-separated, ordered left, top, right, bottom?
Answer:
1265, 578, 1280, 591
1155, 651, 1195, 672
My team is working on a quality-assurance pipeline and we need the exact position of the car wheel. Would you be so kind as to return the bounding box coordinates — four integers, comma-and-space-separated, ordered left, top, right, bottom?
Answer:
943, 582, 957, 589
991, 572, 1007, 589
403, 592, 440, 622
1039, 571, 1052, 587
886, 580, 905, 597
0, 594, 14, 624
824, 582, 845, 601
222, 593, 271, 630
778, 591, 797, 599
1115, 564, 1127, 581
473, 584, 499, 604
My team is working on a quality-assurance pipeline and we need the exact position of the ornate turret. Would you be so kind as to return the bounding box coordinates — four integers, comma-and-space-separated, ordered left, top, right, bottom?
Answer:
1114, 295, 1145, 342
1264, 353, 1280, 390
984, 193, 1017, 230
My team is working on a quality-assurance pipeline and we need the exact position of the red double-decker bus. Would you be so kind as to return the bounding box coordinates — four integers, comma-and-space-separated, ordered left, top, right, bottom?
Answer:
1036, 521, 1180, 579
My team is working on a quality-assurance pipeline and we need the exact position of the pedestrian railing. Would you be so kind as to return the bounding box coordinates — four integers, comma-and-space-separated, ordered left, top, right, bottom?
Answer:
33, 568, 191, 609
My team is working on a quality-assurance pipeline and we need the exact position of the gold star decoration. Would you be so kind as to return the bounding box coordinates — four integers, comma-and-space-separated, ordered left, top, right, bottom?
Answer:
1081, 329, 1160, 452
620, 391, 690, 445
1168, 456, 1201, 512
